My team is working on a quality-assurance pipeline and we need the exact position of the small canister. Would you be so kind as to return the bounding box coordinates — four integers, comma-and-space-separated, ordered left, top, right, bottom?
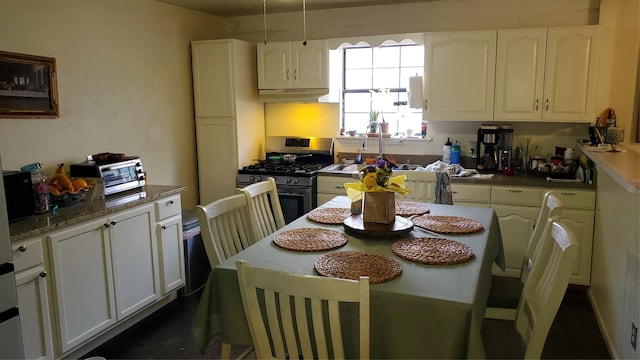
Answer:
21, 162, 50, 214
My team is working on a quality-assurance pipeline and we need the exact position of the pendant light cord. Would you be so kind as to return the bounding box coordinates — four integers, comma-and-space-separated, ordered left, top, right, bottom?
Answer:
263, 0, 267, 44
302, 0, 307, 46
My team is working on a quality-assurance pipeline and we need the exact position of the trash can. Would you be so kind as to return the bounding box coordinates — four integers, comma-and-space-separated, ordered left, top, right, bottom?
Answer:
179, 209, 211, 296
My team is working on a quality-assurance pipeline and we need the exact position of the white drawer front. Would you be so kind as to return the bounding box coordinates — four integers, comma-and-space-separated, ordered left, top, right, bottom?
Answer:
555, 189, 596, 210
12, 238, 44, 273
155, 195, 182, 221
318, 176, 354, 195
451, 184, 491, 203
491, 186, 542, 206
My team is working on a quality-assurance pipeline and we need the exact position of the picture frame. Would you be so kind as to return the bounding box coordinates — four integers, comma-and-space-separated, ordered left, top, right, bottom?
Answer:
0, 50, 59, 118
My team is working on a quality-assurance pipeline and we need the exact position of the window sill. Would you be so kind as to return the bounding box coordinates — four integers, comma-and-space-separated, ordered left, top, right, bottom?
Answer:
335, 135, 433, 146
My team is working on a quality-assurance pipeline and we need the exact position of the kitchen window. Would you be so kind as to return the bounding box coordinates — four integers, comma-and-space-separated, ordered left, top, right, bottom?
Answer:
342, 44, 424, 135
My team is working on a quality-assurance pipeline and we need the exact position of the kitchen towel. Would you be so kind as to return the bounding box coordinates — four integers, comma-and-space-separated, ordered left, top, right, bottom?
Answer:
408, 75, 423, 109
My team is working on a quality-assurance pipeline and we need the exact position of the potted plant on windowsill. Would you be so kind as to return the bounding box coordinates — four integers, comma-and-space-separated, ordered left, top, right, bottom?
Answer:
368, 110, 380, 137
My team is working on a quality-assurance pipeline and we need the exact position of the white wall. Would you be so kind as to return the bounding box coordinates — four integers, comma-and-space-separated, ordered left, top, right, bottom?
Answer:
0, 0, 225, 208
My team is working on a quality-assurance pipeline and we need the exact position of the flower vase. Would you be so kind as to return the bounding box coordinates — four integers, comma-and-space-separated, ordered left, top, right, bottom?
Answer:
363, 191, 396, 224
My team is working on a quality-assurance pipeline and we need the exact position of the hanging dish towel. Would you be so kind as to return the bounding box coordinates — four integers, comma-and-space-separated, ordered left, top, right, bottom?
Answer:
435, 171, 453, 205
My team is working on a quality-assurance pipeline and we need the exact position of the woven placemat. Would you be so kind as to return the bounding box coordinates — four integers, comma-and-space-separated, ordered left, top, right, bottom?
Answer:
273, 228, 348, 252
307, 208, 352, 224
395, 200, 430, 217
412, 215, 483, 234
314, 251, 402, 284
392, 237, 475, 265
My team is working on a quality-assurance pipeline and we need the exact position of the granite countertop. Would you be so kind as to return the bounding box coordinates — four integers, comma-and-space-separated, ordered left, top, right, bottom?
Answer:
9, 185, 186, 242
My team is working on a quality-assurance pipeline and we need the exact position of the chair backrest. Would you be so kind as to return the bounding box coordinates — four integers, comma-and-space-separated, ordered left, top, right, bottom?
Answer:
236, 260, 370, 360
515, 218, 579, 359
236, 177, 286, 239
195, 194, 259, 269
520, 190, 564, 283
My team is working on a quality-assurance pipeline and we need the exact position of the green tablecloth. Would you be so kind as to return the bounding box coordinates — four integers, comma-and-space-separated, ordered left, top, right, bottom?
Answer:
192, 196, 505, 359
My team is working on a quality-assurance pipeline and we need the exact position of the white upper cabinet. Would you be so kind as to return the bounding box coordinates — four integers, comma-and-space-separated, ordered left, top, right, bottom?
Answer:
423, 30, 497, 121
495, 26, 599, 122
257, 40, 329, 89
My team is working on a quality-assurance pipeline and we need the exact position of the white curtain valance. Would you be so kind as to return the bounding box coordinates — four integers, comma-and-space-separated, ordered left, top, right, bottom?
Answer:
327, 33, 424, 50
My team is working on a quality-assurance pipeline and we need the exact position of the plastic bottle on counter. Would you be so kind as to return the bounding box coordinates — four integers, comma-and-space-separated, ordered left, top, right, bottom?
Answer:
21, 162, 50, 214
451, 140, 461, 165
443, 138, 452, 164
564, 148, 574, 166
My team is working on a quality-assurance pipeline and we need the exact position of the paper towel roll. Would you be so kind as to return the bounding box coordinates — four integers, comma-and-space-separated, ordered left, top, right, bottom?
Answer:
408, 76, 423, 109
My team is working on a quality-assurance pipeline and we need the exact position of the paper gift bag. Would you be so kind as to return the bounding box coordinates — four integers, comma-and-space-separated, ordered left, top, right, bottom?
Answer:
363, 191, 395, 224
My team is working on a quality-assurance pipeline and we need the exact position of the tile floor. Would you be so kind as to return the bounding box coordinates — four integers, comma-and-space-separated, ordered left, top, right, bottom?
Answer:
82, 285, 610, 359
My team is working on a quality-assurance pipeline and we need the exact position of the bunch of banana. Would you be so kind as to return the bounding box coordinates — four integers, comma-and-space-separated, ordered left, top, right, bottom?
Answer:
48, 163, 91, 196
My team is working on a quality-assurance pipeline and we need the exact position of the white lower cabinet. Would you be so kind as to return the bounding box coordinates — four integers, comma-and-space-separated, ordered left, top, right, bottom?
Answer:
317, 176, 354, 206
155, 195, 185, 294
451, 183, 491, 207
491, 204, 539, 277
13, 237, 54, 360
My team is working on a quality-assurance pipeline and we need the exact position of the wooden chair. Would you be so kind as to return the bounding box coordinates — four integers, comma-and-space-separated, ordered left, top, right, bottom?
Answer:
236, 177, 286, 239
485, 190, 564, 320
236, 260, 370, 360
483, 218, 579, 359
195, 194, 258, 359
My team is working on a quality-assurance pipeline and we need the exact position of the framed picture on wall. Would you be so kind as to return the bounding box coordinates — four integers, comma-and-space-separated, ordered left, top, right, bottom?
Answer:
0, 50, 59, 118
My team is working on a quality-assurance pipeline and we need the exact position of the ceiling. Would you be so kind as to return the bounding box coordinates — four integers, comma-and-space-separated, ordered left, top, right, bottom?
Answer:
155, 0, 436, 18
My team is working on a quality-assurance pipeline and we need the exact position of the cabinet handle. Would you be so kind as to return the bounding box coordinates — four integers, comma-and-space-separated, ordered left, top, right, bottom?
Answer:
334, 186, 343, 189
545, 98, 549, 111
161, 225, 167, 230
105, 220, 117, 228
294, 69, 297, 81
168, 200, 175, 205
286, 69, 290, 81
18, 245, 27, 252
560, 192, 576, 196
110, 220, 117, 226
39, 270, 47, 278
535, 99, 539, 111
508, 189, 522, 193
424, 99, 428, 111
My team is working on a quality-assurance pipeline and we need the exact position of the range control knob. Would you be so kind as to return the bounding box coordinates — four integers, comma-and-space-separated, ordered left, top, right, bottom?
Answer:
286, 178, 292, 184
256, 176, 262, 182
249, 176, 255, 182
293, 178, 299, 184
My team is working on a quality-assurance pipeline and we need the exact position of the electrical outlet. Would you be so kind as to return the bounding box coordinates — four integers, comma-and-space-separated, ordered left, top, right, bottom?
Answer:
632, 321, 638, 351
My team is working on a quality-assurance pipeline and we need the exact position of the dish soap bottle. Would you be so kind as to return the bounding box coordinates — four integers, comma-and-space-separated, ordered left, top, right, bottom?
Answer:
443, 138, 452, 164
451, 140, 461, 165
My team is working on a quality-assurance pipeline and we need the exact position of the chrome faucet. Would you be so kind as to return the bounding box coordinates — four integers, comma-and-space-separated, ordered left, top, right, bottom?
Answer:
363, 121, 383, 160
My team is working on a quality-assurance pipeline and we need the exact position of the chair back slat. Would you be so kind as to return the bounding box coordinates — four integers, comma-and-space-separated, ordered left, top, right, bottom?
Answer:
236, 178, 286, 239
515, 218, 579, 359
237, 260, 370, 360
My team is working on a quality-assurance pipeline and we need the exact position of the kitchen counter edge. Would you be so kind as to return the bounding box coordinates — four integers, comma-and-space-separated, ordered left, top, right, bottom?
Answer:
578, 143, 640, 194
9, 185, 187, 242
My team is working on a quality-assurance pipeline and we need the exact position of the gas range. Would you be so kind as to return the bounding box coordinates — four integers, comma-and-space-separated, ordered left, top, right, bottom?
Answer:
238, 157, 332, 187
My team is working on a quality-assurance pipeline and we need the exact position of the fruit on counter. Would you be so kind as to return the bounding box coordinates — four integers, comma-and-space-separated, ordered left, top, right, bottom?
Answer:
48, 163, 92, 195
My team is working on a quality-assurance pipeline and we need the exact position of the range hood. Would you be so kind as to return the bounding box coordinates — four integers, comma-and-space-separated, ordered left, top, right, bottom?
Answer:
258, 88, 330, 103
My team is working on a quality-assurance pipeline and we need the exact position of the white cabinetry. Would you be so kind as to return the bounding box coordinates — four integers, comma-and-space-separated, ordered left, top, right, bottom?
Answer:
423, 30, 496, 121
48, 204, 158, 353
257, 40, 329, 89
317, 176, 355, 206
13, 237, 53, 360
192, 39, 265, 205
451, 183, 491, 207
155, 195, 185, 294
495, 26, 599, 122
491, 186, 543, 277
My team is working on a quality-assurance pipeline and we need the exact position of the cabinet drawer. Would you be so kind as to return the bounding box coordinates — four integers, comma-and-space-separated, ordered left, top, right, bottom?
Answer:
491, 186, 542, 206
318, 176, 355, 195
155, 195, 182, 221
12, 238, 44, 273
555, 189, 595, 210
451, 184, 491, 203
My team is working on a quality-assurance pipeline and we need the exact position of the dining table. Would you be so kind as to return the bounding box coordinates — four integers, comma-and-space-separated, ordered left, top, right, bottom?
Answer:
192, 195, 505, 359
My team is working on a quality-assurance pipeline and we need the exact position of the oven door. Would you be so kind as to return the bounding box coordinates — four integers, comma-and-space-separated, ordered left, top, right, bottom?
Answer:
278, 186, 314, 224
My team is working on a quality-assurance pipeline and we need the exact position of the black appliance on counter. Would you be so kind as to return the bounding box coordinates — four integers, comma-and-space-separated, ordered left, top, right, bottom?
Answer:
476, 126, 513, 172
70, 155, 145, 196
2, 170, 35, 222
237, 137, 333, 224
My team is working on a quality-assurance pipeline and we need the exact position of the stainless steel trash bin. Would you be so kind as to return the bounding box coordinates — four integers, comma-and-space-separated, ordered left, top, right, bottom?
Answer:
179, 210, 211, 296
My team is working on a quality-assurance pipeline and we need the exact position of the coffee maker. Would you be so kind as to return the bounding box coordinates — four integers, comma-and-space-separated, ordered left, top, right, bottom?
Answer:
476, 126, 513, 172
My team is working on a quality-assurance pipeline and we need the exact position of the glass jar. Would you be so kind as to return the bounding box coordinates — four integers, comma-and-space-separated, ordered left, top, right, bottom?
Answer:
24, 163, 50, 214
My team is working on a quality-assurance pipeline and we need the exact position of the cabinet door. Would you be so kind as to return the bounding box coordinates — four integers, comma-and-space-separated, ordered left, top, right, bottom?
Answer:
291, 40, 328, 88
156, 215, 185, 294
16, 266, 53, 360
109, 204, 159, 320
196, 117, 238, 204
494, 28, 547, 121
559, 210, 594, 285
191, 40, 234, 117
48, 218, 116, 353
543, 26, 599, 122
424, 30, 496, 121
257, 42, 291, 89
491, 204, 539, 277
